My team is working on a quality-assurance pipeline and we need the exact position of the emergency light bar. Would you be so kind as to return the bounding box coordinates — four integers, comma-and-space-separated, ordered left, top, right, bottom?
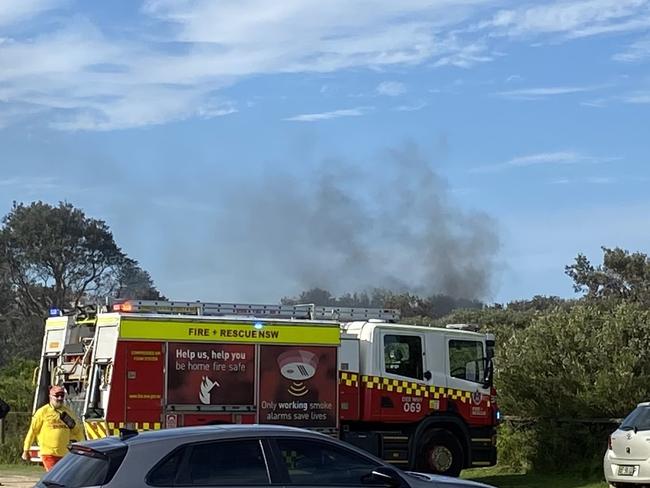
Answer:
111, 299, 400, 322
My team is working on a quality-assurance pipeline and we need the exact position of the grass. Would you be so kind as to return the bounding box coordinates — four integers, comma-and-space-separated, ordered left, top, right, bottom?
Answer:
0, 463, 44, 475
462, 467, 609, 488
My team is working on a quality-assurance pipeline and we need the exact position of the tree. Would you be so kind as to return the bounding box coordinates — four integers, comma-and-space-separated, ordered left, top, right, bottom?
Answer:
281, 288, 336, 306
114, 259, 166, 300
0, 201, 127, 315
496, 301, 650, 419
565, 247, 650, 303
281, 287, 484, 321
0, 255, 42, 366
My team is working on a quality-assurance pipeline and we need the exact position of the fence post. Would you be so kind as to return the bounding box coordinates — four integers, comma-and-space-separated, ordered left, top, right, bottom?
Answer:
0, 418, 4, 445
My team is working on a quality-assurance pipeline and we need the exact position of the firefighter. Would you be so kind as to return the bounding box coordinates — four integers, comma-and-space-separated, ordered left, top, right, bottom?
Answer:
21, 385, 85, 471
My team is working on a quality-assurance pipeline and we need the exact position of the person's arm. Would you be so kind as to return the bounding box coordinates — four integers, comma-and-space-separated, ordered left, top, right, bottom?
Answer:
22, 411, 42, 460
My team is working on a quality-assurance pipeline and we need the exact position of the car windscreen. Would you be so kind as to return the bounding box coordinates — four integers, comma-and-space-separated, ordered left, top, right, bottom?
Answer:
620, 405, 650, 431
36, 445, 126, 488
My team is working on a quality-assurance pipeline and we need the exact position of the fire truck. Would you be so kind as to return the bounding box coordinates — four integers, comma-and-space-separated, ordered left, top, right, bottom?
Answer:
30, 299, 497, 477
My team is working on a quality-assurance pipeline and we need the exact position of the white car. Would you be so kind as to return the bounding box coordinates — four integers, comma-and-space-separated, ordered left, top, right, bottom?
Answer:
604, 402, 650, 487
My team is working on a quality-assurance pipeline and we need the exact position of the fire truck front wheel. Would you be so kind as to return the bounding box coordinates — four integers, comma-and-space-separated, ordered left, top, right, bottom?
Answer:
417, 430, 463, 477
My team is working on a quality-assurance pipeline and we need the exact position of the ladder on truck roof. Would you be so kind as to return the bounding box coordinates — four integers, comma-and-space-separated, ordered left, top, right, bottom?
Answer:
111, 299, 400, 322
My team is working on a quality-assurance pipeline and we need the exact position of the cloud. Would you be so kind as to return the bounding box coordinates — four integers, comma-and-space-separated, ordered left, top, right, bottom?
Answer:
586, 176, 615, 184
621, 91, 650, 103
614, 36, 650, 62
0, 0, 503, 130
0, 176, 58, 192
508, 151, 590, 167
2, 0, 645, 131
472, 150, 619, 173
580, 98, 608, 107
495, 85, 604, 100
284, 107, 368, 122
432, 39, 493, 68
0, 0, 64, 26
550, 178, 571, 185
395, 101, 427, 112
506, 74, 523, 83
481, 0, 650, 40
376, 81, 406, 97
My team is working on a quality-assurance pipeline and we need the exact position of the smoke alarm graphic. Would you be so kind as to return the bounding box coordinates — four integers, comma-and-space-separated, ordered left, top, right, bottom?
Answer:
277, 350, 319, 397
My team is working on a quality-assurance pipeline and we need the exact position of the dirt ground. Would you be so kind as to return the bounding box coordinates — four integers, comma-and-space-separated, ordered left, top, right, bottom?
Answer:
0, 473, 41, 488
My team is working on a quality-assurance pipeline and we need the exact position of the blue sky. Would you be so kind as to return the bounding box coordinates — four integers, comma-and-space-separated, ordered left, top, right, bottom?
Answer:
1, 0, 649, 304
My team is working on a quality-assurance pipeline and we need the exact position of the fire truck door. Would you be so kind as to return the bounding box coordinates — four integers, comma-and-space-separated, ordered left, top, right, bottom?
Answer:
382, 332, 427, 383
124, 342, 164, 423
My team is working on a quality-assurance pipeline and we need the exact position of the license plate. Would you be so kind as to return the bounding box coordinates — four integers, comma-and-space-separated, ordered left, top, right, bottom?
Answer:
618, 465, 636, 476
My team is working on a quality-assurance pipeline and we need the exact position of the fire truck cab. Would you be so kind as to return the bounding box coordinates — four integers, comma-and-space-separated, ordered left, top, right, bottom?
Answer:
30, 300, 497, 477
339, 321, 497, 476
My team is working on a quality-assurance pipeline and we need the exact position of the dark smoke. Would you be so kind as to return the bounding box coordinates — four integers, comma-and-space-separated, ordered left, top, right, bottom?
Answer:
199, 141, 500, 301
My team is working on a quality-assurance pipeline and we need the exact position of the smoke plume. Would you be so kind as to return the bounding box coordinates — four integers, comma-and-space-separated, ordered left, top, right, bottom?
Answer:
179, 141, 501, 301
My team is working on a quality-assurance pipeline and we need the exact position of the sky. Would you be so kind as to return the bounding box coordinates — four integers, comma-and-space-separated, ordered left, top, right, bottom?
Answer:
1, 0, 649, 304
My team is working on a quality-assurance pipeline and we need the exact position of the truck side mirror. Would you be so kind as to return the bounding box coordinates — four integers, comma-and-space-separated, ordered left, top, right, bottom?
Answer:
482, 358, 494, 389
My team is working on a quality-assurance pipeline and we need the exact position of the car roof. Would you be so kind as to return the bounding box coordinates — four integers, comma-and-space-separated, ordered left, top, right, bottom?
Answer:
79, 424, 332, 449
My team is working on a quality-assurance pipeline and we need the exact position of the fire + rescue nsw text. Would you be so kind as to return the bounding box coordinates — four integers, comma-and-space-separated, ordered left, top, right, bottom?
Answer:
185, 327, 280, 339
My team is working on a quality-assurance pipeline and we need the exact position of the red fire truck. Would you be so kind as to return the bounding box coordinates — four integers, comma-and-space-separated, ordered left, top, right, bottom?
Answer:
30, 299, 497, 476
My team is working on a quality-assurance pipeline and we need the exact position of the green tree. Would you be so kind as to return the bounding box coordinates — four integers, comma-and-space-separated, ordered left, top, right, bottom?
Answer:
0, 358, 38, 412
282, 287, 484, 320
281, 287, 336, 306
497, 301, 650, 418
114, 259, 165, 300
1, 201, 127, 315
0, 201, 165, 364
565, 247, 650, 303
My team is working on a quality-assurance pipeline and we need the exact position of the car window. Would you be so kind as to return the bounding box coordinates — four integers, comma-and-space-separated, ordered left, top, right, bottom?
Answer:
148, 439, 269, 486
276, 438, 380, 486
38, 451, 112, 487
148, 445, 186, 486
621, 405, 650, 431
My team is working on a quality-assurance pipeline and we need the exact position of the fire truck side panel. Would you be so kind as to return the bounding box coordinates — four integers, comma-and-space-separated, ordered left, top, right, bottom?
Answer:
124, 341, 165, 423
339, 336, 360, 421
181, 413, 256, 426
33, 318, 70, 412
258, 345, 339, 430
105, 340, 127, 424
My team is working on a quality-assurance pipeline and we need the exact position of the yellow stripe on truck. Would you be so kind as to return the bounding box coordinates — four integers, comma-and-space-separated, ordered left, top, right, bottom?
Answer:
119, 319, 340, 345
105, 421, 163, 436
84, 421, 109, 440
361, 375, 474, 403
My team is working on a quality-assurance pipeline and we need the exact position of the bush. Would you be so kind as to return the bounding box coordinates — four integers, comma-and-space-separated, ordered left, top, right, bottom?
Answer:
497, 301, 650, 419
497, 419, 611, 477
0, 358, 38, 412
496, 422, 537, 472
0, 358, 38, 464
0, 412, 31, 464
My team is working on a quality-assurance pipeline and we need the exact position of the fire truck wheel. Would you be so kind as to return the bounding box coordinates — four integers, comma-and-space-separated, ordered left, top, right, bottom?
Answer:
417, 430, 463, 477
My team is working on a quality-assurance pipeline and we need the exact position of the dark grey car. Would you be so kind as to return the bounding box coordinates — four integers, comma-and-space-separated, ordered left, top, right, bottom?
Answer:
35, 424, 494, 488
